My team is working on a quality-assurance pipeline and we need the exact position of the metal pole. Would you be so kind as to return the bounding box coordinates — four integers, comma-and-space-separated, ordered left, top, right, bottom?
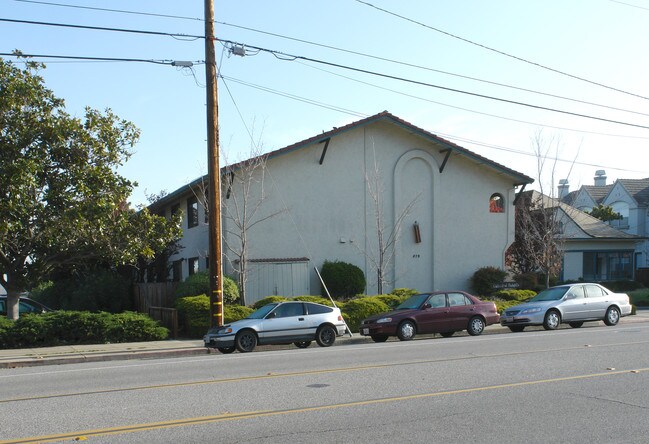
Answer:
205, 0, 223, 327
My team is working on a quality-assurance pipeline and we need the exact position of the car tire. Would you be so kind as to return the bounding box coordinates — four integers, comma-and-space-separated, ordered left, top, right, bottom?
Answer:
604, 306, 621, 326
508, 325, 525, 332
569, 321, 584, 328
235, 330, 257, 353
543, 310, 561, 330
371, 335, 389, 343
440, 331, 455, 338
316, 325, 337, 347
467, 317, 485, 336
217, 346, 236, 354
397, 320, 416, 341
294, 341, 311, 348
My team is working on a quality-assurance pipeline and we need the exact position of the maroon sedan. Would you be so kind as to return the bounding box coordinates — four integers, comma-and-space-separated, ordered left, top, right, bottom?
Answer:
359, 291, 500, 342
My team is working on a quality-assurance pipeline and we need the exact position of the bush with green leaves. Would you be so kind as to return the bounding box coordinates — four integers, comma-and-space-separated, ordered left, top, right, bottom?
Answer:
251, 296, 289, 310
224, 305, 253, 323
292, 295, 334, 306
513, 273, 540, 291
175, 295, 210, 338
320, 260, 366, 299
471, 266, 507, 296
492, 289, 536, 302
390, 288, 419, 300
174, 271, 240, 305
339, 296, 389, 333
0, 311, 167, 349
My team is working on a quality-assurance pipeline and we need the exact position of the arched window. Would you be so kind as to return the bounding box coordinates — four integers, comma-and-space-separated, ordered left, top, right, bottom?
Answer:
489, 193, 505, 213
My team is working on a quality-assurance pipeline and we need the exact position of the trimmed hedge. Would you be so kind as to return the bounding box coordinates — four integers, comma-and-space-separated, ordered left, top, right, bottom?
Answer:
292, 295, 334, 306
174, 271, 240, 305
340, 297, 389, 333
224, 305, 254, 323
176, 295, 211, 338
251, 296, 289, 310
492, 289, 536, 302
0, 311, 168, 349
471, 266, 507, 296
320, 260, 366, 299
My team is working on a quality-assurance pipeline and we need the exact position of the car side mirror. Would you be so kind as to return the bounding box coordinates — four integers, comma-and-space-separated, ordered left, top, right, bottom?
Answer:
423, 303, 432, 309
565, 294, 576, 300
266, 312, 277, 319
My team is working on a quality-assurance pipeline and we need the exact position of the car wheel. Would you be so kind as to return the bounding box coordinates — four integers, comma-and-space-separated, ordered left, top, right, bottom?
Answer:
569, 321, 584, 328
316, 325, 336, 347
604, 306, 620, 326
217, 346, 236, 354
440, 331, 455, 338
371, 335, 389, 343
397, 320, 416, 341
235, 330, 257, 353
508, 325, 525, 332
467, 317, 485, 336
294, 341, 311, 348
543, 310, 561, 330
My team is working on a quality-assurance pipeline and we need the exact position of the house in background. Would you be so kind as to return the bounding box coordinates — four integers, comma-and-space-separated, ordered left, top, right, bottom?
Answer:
148, 112, 533, 304
560, 171, 649, 273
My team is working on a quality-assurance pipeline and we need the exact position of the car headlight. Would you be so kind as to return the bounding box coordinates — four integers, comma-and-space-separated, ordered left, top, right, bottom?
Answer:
520, 307, 542, 315
208, 326, 232, 335
377, 317, 392, 323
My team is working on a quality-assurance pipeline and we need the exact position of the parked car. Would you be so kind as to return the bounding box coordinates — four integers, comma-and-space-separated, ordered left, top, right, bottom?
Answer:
0, 295, 52, 317
359, 291, 500, 342
500, 283, 632, 332
204, 301, 348, 353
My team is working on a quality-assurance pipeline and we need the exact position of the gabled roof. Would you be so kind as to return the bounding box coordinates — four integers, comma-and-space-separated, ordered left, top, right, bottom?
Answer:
149, 111, 534, 210
617, 178, 649, 206
562, 177, 649, 207
527, 190, 642, 240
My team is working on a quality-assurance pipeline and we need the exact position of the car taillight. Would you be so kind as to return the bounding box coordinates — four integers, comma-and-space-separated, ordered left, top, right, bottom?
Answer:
338, 315, 343, 321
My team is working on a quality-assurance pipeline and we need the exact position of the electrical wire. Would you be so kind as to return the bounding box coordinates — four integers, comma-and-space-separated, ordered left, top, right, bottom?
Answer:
354, 0, 649, 101
217, 39, 649, 131
0, 52, 203, 65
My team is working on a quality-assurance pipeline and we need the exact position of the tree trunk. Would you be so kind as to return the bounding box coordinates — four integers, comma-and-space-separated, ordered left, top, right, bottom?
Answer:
6, 288, 20, 320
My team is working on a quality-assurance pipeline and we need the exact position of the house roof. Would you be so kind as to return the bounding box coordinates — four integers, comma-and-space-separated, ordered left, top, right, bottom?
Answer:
149, 111, 534, 210
527, 190, 643, 240
618, 178, 649, 206
562, 177, 649, 207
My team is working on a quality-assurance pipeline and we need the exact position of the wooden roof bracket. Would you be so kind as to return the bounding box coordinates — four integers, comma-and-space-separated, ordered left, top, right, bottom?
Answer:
513, 183, 527, 206
439, 148, 452, 173
318, 137, 331, 165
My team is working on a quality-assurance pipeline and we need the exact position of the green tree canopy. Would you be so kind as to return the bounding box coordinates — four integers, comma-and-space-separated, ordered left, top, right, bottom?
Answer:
588, 204, 623, 222
0, 57, 181, 319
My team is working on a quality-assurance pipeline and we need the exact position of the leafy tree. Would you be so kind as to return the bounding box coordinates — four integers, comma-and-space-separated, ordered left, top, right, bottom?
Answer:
0, 57, 181, 319
588, 204, 622, 222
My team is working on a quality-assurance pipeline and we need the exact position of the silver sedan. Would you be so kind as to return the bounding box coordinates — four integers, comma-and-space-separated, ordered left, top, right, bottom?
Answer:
500, 283, 632, 332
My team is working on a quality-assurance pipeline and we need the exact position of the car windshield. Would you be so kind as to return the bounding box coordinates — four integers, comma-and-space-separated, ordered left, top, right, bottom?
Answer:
396, 294, 430, 310
246, 303, 278, 319
529, 287, 569, 302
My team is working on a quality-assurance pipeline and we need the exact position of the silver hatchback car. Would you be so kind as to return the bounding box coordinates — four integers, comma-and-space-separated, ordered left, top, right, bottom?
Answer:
204, 301, 348, 353
500, 283, 632, 332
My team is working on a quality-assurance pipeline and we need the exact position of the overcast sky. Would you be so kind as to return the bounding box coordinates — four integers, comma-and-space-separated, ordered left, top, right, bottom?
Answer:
2, 0, 648, 206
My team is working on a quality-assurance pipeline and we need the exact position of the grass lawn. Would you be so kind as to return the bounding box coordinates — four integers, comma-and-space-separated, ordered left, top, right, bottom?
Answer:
629, 288, 649, 306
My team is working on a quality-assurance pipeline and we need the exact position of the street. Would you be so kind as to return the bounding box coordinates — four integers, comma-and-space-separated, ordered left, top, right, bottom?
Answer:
1, 322, 649, 443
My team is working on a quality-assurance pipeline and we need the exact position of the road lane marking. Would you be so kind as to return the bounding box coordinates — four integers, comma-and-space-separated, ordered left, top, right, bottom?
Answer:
3, 339, 649, 404
4, 366, 648, 444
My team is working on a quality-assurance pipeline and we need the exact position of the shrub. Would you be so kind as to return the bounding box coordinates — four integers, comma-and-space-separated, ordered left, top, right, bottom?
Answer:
513, 273, 539, 291
492, 300, 521, 314
251, 296, 288, 310
600, 280, 643, 292
0, 311, 168, 349
176, 295, 210, 338
224, 305, 253, 323
471, 266, 507, 296
373, 294, 404, 309
390, 288, 418, 300
492, 289, 536, 302
320, 260, 366, 299
340, 296, 389, 333
292, 295, 334, 306
175, 271, 239, 305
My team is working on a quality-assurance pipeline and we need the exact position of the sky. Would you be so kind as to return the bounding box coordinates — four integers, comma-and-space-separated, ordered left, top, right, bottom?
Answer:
2, 0, 648, 207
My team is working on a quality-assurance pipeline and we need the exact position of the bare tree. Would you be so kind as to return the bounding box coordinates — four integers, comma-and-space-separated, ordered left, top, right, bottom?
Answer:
362, 146, 420, 294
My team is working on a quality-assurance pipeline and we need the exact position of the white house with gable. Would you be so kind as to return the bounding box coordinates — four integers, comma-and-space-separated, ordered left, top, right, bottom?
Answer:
148, 112, 534, 304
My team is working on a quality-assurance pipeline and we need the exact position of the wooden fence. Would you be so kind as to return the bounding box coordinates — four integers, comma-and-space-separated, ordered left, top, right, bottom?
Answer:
133, 283, 178, 338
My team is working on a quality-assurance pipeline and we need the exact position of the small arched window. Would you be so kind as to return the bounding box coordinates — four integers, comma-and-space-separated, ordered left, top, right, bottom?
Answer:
489, 193, 505, 213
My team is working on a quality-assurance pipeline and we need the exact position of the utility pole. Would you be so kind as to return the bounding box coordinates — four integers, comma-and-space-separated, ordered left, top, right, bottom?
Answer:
205, 0, 223, 327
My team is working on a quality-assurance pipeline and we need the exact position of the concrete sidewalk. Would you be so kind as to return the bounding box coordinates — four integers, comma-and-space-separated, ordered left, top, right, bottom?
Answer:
2, 310, 648, 369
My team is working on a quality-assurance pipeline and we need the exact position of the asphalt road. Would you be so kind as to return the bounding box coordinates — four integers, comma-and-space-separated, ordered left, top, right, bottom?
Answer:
1, 322, 649, 443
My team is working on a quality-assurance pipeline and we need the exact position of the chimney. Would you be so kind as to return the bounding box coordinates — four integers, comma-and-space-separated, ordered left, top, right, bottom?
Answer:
594, 170, 607, 186
558, 179, 569, 199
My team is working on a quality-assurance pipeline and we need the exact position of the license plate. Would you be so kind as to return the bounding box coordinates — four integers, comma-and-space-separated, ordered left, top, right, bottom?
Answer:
361, 328, 369, 335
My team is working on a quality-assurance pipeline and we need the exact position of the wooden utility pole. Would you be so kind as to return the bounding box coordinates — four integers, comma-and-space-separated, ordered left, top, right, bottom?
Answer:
205, 0, 223, 327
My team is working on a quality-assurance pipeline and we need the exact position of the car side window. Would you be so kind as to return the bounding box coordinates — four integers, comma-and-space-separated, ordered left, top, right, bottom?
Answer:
427, 294, 446, 308
448, 293, 467, 306
585, 285, 605, 298
568, 287, 585, 299
272, 303, 304, 318
305, 303, 333, 315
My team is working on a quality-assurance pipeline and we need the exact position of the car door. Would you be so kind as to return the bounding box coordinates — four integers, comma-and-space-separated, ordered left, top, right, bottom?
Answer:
560, 286, 587, 320
415, 293, 451, 333
446, 293, 476, 330
584, 284, 608, 318
260, 302, 308, 342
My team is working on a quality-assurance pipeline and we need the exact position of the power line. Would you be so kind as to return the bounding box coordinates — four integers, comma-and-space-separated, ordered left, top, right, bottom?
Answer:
0, 17, 203, 40
0, 52, 203, 65
354, 0, 649, 101
218, 39, 649, 131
